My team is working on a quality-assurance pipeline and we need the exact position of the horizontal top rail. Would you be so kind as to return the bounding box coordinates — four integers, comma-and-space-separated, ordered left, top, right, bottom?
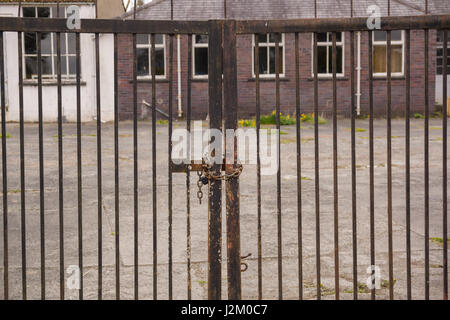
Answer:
0, 14, 448, 34
0, 17, 210, 34
236, 15, 450, 34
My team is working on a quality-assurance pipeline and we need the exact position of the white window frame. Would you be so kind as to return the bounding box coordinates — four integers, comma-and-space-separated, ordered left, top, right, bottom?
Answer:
192, 35, 209, 79
372, 30, 405, 78
251, 33, 286, 78
310, 32, 345, 78
136, 34, 166, 79
22, 6, 77, 80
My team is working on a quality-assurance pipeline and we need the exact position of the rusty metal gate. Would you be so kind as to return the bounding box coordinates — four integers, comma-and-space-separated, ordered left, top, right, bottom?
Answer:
0, 12, 449, 300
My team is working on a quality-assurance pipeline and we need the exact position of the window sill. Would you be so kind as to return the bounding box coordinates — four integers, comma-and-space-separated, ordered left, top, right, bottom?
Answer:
191, 78, 209, 82
372, 76, 406, 80
131, 78, 169, 83
307, 77, 349, 81
247, 77, 289, 82
23, 80, 86, 86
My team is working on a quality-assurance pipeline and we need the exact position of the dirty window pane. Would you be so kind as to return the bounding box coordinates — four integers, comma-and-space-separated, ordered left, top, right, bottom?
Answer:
68, 56, 77, 75
254, 47, 267, 74
268, 47, 283, 74
41, 56, 53, 75
37, 7, 51, 18
40, 33, 52, 54
257, 34, 267, 43
373, 45, 403, 73
317, 46, 327, 73
23, 7, 35, 18
137, 48, 149, 76
67, 33, 76, 54
374, 31, 386, 41
317, 33, 327, 42
155, 47, 165, 75
24, 32, 37, 54
195, 35, 208, 44
195, 47, 208, 75
137, 34, 149, 45
373, 45, 386, 73
54, 56, 67, 75
391, 45, 403, 73
25, 57, 37, 78
155, 34, 163, 45
327, 46, 343, 74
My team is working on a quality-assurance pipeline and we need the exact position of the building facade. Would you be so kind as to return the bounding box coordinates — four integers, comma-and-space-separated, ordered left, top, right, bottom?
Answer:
0, 0, 124, 122
117, 0, 450, 120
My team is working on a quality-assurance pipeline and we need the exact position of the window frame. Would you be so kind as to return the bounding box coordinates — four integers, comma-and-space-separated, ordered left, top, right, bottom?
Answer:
22, 6, 77, 80
192, 35, 209, 79
251, 33, 286, 78
436, 33, 450, 76
372, 30, 405, 78
310, 32, 345, 78
136, 34, 166, 79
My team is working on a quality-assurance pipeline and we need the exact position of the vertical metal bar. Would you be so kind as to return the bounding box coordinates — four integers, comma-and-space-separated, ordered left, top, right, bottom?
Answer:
224, 20, 241, 300
313, 32, 321, 300
114, 33, 120, 300
132, 33, 138, 301
424, 28, 430, 300
18, 30, 26, 300
0, 31, 7, 301
332, 32, 339, 300
294, 32, 303, 301
56, 30, 64, 301
37, 32, 45, 301
186, 34, 192, 301
275, 32, 282, 301
76, 32, 83, 301
386, 30, 394, 300
442, 30, 448, 300
368, 30, 376, 301
151, 33, 158, 300
351, 30, 358, 300
443, 29, 448, 301
133, 0, 137, 19
255, 34, 263, 300
207, 21, 223, 300
168, 33, 174, 301
95, 32, 103, 300
405, 29, 412, 300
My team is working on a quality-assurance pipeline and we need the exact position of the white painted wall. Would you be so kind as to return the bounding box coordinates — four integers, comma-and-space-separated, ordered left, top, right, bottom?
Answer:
0, 4, 115, 122
436, 75, 450, 107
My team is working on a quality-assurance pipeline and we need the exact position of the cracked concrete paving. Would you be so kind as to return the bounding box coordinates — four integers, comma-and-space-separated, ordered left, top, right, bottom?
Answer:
0, 118, 448, 300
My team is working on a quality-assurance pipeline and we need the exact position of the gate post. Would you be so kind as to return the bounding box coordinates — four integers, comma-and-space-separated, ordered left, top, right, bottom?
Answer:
223, 20, 242, 300
207, 20, 224, 300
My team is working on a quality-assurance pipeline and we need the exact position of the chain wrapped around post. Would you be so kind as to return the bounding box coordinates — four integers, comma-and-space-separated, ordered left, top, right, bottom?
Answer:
196, 160, 243, 204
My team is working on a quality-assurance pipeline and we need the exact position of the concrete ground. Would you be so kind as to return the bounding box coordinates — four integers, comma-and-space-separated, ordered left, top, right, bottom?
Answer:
0, 118, 448, 300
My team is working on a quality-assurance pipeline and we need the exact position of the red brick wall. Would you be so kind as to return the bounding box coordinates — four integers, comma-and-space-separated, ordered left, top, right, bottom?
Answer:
117, 31, 436, 120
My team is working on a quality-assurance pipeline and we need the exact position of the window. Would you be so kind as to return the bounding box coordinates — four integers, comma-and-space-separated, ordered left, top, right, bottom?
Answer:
136, 34, 165, 78
373, 30, 404, 76
252, 34, 284, 77
23, 6, 77, 80
193, 35, 208, 78
312, 32, 344, 76
436, 32, 450, 75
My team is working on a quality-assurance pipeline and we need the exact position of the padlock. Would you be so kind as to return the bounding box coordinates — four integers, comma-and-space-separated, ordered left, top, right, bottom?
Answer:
201, 176, 209, 185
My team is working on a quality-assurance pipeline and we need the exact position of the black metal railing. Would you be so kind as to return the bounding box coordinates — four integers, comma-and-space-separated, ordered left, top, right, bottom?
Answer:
0, 13, 449, 300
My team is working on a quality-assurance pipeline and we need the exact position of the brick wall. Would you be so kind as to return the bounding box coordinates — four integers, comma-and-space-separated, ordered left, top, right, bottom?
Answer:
117, 31, 436, 120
